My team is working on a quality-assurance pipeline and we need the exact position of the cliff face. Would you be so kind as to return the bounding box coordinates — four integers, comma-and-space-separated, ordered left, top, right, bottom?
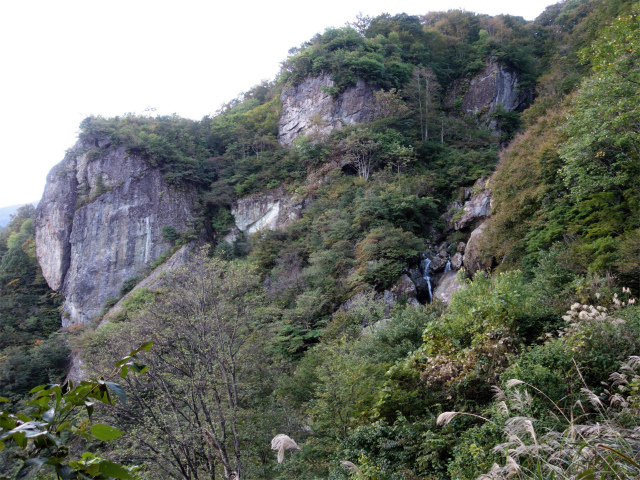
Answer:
35, 139, 198, 326
278, 75, 376, 145
445, 57, 532, 128
225, 190, 306, 241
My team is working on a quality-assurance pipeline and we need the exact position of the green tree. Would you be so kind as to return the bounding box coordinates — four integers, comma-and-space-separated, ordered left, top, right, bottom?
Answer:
87, 251, 283, 480
559, 8, 640, 201
343, 128, 381, 181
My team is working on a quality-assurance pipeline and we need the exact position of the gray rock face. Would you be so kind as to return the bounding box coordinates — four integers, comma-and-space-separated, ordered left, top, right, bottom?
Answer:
231, 191, 306, 237
383, 274, 420, 308
278, 75, 376, 145
450, 252, 464, 270
100, 243, 196, 325
445, 57, 532, 129
463, 222, 494, 276
453, 177, 492, 230
433, 270, 462, 304
35, 140, 198, 326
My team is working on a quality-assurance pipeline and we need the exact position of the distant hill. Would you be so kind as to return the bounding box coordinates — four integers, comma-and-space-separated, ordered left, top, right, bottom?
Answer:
0, 202, 37, 228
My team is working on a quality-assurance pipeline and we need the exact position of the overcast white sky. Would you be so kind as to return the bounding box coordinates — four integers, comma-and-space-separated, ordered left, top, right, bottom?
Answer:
0, 0, 557, 208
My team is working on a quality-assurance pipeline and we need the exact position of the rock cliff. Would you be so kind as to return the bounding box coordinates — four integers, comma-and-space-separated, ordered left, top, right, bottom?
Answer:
35, 139, 198, 326
226, 190, 306, 240
278, 75, 376, 145
445, 177, 493, 231
444, 57, 532, 129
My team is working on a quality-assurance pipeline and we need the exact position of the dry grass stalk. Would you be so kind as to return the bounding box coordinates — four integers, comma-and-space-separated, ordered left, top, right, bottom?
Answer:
341, 460, 363, 475
271, 434, 301, 464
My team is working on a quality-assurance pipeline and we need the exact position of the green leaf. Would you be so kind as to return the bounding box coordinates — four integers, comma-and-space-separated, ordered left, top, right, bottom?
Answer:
16, 457, 48, 480
13, 431, 27, 448
0, 440, 4, 452
0, 397, 8, 403
575, 469, 595, 480
90, 423, 122, 441
42, 407, 55, 423
115, 356, 131, 367
119, 364, 128, 378
127, 362, 148, 374
105, 382, 127, 405
137, 341, 153, 352
85, 400, 94, 418
98, 460, 133, 479
28, 385, 47, 394
596, 444, 640, 469
56, 465, 75, 480
0, 415, 16, 430
56, 421, 70, 433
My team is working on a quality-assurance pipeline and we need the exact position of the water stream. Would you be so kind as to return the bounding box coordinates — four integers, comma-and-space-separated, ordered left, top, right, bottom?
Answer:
420, 257, 433, 303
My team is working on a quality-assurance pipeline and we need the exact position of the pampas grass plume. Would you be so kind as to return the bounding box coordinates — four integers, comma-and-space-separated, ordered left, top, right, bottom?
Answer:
341, 460, 363, 475
271, 434, 301, 464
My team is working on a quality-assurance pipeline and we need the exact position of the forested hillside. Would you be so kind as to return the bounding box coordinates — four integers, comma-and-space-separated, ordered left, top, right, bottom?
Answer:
1, 1, 638, 479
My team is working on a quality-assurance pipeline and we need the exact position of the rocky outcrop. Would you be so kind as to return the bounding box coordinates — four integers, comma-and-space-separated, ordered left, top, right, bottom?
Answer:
383, 274, 420, 308
433, 270, 462, 304
444, 57, 532, 130
448, 177, 492, 231
35, 139, 198, 326
228, 191, 306, 238
444, 177, 492, 232
278, 75, 376, 145
100, 243, 196, 325
463, 222, 493, 275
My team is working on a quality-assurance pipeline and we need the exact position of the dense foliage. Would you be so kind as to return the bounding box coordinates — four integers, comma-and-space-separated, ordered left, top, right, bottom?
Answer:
2, 1, 639, 479
0, 206, 68, 405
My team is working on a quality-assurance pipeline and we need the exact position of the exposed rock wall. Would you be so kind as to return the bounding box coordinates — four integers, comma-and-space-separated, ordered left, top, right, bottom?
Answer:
35, 139, 198, 326
445, 177, 492, 231
463, 222, 494, 275
100, 242, 196, 325
228, 190, 306, 238
433, 270, 461, 304
444, 57, 532, 129
278, 75, 376, 145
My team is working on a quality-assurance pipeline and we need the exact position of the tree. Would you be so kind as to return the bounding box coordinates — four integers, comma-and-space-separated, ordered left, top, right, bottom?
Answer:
559, 8, 640, 202
89, 251, 282, 480
405, 67, 440, 141
343, 129, 381, 181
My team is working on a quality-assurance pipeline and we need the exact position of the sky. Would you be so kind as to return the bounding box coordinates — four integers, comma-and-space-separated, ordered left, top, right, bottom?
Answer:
0, 0, 557, 208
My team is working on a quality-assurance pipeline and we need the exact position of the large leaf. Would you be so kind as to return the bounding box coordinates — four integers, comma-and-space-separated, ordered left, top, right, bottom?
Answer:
105, 382, 127, 405
56, 465, 75, 480
16, 457, 48, 480
98, 460, 133, 479
42, 407, 55, 423
90, 423, 122, 441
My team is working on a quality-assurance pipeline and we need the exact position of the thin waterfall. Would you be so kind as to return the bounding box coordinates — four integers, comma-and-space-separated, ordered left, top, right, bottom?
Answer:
444, 260, 451, 273
420, 257, 433, 303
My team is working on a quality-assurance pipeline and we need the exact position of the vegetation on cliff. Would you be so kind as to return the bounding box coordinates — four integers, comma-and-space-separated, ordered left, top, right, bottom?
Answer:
2, 1, 639, 479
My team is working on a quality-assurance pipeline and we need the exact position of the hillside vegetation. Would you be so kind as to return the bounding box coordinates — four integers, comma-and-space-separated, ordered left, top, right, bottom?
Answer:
1, 1, 639, 479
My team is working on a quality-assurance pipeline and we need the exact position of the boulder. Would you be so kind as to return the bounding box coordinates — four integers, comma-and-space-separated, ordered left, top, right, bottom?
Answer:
463, 222, 493, 275
383, 274, 420, 308
450, 252, 464, 270
433, 270, 463, 304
